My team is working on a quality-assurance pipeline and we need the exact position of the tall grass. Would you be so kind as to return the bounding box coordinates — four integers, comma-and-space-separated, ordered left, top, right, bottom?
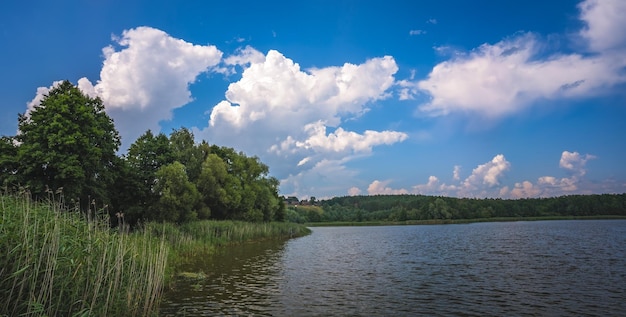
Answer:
0, 192, 310, 316
0, 192, 168, 317
145, 220, 311, 269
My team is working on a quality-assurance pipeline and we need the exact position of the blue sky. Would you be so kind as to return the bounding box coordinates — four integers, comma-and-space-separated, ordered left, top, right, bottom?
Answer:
1, 0, 625, 199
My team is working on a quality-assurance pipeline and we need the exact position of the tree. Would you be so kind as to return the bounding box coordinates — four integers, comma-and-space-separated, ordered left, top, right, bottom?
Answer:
169, 128, 207, 183
153, 161, 201, 223
196, 153, 240, 219
0, 136, 18, 187
124, 130, 174, 220
15, 80, 120, 208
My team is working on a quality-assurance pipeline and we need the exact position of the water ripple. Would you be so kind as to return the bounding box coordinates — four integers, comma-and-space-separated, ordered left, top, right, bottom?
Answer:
161, 220, 626, 316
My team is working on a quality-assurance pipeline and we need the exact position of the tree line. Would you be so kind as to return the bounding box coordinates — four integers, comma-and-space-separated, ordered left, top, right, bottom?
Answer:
0, 80, 284, 226
309, 194, 626, 223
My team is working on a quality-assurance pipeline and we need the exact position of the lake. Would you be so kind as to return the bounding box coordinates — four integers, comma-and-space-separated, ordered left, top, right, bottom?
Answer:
160, 220, 626, 316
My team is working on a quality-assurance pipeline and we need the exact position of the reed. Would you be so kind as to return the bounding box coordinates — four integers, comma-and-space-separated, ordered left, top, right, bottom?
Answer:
0, 191, 309, 316
145, 220, 310, 269
0, 192, 168, 317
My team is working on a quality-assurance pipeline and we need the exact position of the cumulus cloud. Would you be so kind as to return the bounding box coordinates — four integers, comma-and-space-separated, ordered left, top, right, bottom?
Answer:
218, 45, 267, 75
208, 50, 398, 130
502, 150, 598, 198
92, 27, 223, 145
24, 81, 64, 121
412, 176, 446, 195
368, 180, 409, 195
358, 154, 511, 198
559, 150, 596, 176
452, 165, 461, 181
463, 154, 510, 187
195, 49, 406, 197
277, 120, 407, 156
405, 0, 626, 118
356, 151, 610, 199
507, 181, 542, 199
348, 187, 362, 196
25, 27, 223, 148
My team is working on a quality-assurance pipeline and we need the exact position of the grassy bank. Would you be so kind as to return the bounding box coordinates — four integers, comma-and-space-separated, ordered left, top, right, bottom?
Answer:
0, 193, 310, 316
307, 215, 626, 227
0, 193, 168, 317
145, 220, 311, 270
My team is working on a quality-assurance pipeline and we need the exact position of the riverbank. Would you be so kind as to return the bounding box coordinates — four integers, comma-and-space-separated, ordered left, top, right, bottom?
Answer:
0, 193, 309, 316
306, 215, 626, 227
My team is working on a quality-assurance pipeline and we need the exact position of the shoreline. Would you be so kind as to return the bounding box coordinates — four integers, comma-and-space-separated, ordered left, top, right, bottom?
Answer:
306, 215, 626, 227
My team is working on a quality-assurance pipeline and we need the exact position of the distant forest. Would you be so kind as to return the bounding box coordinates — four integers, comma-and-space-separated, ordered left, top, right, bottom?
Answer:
286, 194, 626, 223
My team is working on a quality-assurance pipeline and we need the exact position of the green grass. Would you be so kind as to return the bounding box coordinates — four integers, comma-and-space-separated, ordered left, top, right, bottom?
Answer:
145, 220, 311, 270
0, 192, 310, 316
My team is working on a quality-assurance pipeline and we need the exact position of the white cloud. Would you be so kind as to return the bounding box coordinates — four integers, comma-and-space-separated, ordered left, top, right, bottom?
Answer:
224, 46, 266, 67
348, 187, 362, 196
427, 18, 437, 24
409, 30, 426, 36
503, 150, 597, 198
463, 154, 510, 187
24, 80, 64, 121
195, 49, 405, 197
559, 150, 596, 176
283, 120, 408, 155
412, 176, 446, 195
357, 150, 619, 199
406, 0, 626, 118
208, 50, 398, 130
26, 27, 223, 148
508, 181, 542, 199
579, 0, 626, 52
453, 165, 461, 180
83, 26, 222, 147
368, 180, 409, 195
357, 155, 510, 198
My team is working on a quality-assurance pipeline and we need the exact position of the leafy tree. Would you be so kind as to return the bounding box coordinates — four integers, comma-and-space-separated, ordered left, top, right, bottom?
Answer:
169, 128, 207, 183
106, 156, 146, 226
15, 80, 120, 208
196, 153, 240, 219
124, 130, 174, 219
153, 161, 201, 223
0, 136, 18, 187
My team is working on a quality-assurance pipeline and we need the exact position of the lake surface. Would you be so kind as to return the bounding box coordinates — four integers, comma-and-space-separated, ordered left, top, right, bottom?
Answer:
160, 220, 626, 316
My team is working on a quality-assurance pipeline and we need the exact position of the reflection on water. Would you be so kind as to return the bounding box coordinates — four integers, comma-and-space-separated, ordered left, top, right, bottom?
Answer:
160, 239, 288, 316
160, 220, 626, 316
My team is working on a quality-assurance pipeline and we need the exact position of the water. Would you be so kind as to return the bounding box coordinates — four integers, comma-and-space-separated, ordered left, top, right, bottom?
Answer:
160, 220, 626, 316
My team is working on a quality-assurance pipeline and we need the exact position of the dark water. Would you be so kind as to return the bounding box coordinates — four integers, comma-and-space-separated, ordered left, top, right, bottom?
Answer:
160, 220, 626, 316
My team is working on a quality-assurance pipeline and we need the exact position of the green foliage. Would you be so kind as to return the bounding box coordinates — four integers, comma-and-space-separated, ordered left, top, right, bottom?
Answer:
0, 136, 18, 187
153, 161, 201, 223
14, 80, 120, 208
312, 194, 626, 223
169, 128, 208, 183
124, 130, 175, 218
109, 130, 284, 225
146, 220, 310, 259
195, 146, 284, 222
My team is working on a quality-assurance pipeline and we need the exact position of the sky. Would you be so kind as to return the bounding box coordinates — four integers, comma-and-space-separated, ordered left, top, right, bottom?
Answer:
1, 0, 625, 200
